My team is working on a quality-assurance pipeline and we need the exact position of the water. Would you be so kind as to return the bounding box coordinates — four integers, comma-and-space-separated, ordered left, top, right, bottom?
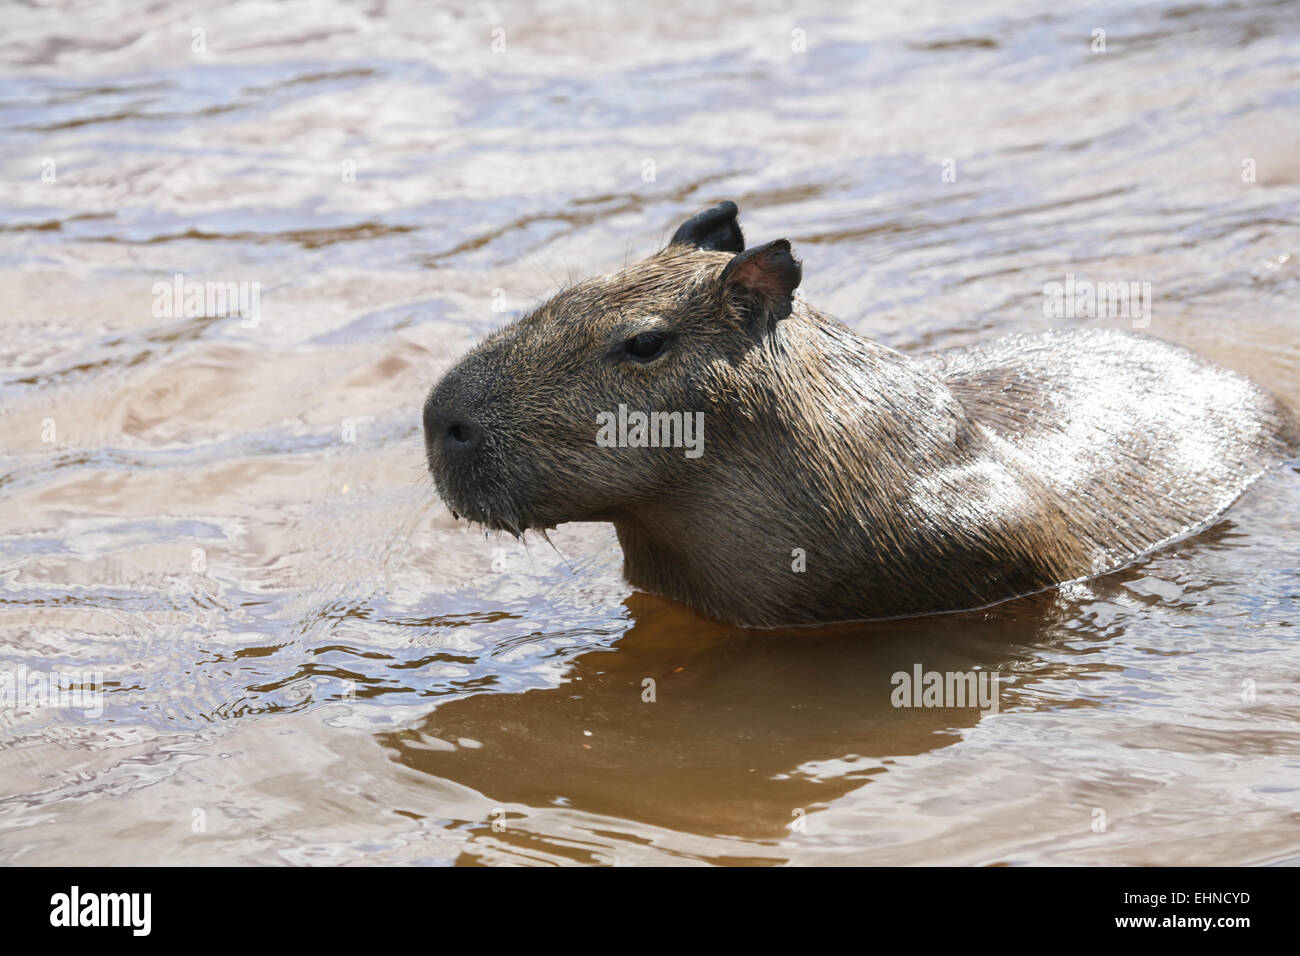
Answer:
1, 0, 1298, 865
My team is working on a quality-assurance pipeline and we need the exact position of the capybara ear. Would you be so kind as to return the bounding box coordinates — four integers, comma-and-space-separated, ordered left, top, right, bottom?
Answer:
720, 238, 802, 323
670, 200, 744, 252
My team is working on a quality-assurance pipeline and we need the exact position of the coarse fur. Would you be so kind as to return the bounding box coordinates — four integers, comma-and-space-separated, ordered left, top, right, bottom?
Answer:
423, 202, 1298, 627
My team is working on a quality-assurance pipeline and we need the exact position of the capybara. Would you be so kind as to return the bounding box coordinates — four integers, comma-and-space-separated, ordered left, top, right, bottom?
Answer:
423, 202, 1297, 627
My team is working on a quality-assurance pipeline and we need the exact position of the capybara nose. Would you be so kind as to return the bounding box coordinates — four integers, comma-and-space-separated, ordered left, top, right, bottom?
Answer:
442, 418, 482, 452
423, 397, 484, 457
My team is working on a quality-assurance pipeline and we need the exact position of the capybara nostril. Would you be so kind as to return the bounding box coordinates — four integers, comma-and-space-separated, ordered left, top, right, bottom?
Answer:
422, 396, 484, 456
443, 419, 481, 452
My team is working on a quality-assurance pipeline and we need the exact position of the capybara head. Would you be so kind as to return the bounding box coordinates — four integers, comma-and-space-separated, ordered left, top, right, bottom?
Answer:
422, 201, 802, 535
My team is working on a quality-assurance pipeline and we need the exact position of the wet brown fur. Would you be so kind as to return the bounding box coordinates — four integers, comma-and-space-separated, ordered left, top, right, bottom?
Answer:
423, 205, 1298, 627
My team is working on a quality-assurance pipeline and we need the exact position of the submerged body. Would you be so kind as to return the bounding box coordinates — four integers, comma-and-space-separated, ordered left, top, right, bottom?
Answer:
423, 202, 1297, 627
614, 312, 1296, 626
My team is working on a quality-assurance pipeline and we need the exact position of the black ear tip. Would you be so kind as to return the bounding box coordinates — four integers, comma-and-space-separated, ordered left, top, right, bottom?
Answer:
756, 238, 800, 267
720, 237, 803, 298
692, 200, 738, 219
670, 201, 745, 253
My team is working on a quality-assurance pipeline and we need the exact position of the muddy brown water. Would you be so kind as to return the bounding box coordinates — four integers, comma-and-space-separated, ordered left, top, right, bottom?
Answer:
1, 0, 1299, 865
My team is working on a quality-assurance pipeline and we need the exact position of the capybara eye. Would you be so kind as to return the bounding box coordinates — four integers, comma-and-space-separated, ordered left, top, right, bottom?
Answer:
624, 331, 671, 362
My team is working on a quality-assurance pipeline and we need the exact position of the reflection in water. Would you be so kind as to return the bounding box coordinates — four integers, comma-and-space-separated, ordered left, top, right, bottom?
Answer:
385, 592, 1073, 840
1, 0, 1298, 865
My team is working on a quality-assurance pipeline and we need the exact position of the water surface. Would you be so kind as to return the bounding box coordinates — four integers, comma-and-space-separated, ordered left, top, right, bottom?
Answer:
1, 0, 1298, 865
